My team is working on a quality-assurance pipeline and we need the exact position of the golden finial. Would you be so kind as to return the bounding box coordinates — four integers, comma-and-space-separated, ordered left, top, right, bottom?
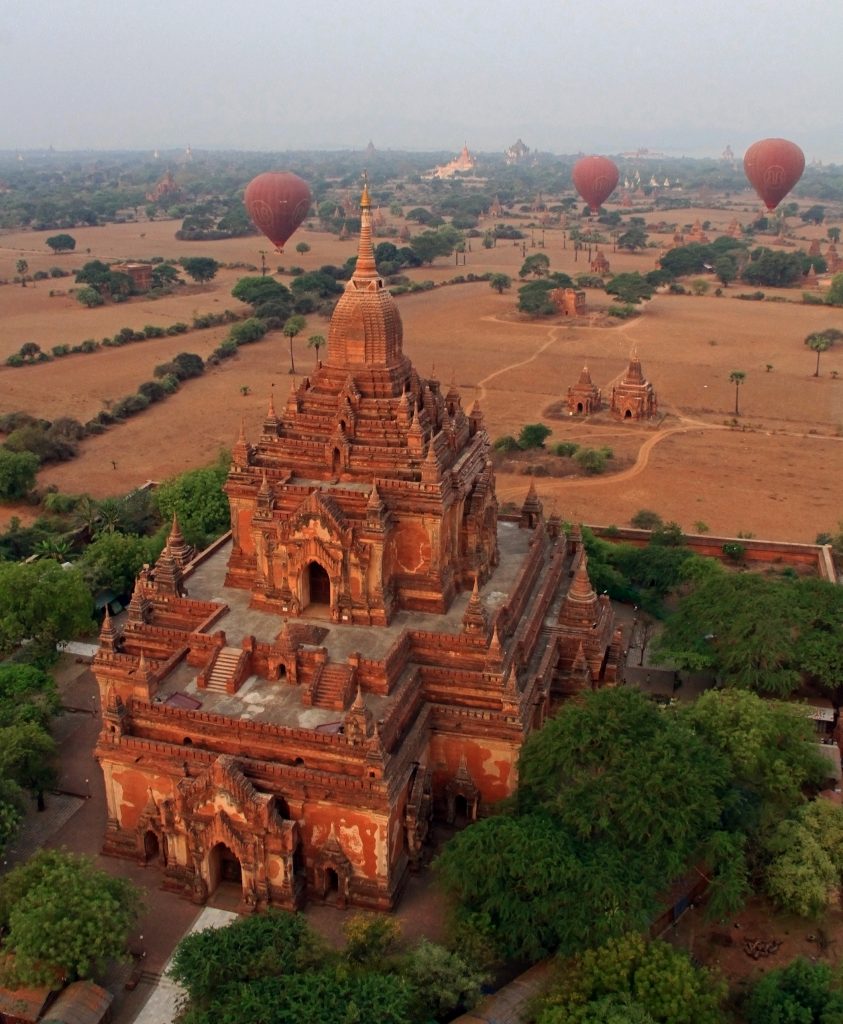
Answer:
361, 171, 371, 209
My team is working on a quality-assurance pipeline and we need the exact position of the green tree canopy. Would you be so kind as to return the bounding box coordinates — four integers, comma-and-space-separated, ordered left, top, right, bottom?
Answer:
409, 225, 462, 265
489, 273, 512, 294
0, 449, 39, 500
605, 273, 653, 304
0, 664, 61, 729
45, 233, 76, 253
78, 531, 156, 596
684, 689, 826, 821
0, 850, 141, 986
745, 957, 843, 1024
154, 458, 229, 549
0, 722, 57, 809
180, 256, 220, 282
535, 933, 726, 1024
616, 225, 648, 251
0, 561, 94, 659
763, 800, 843, 917
655, 571, 843, 697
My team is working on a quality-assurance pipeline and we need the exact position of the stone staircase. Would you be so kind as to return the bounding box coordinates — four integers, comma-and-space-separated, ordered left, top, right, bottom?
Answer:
205, 647, 242, 694
308, 662, 355, 710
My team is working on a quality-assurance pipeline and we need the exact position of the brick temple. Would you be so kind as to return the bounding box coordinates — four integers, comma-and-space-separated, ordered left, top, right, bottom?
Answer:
611, 349, 658, 420
93, 185, 621, 913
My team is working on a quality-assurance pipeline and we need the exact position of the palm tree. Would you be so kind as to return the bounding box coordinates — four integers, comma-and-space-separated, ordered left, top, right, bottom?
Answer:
729, 370, 746, 416
35, 537, 73, 562
283, 315, 306, 375
307, 334, 326, 367
805, 329, 841, 377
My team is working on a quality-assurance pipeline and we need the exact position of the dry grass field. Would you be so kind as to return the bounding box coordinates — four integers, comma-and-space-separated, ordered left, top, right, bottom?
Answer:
0, 197, 841, 542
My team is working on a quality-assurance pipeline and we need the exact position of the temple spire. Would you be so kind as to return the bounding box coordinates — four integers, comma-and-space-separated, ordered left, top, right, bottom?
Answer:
353, 177, 379, 280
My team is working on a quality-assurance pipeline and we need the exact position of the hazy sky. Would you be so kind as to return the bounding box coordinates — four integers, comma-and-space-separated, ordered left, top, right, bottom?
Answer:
3, 0, 843, 160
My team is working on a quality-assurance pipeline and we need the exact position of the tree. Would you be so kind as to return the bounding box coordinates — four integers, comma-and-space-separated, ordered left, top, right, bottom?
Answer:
828, 227, 841, 244
806, 333, 831, 376
0, 560, 93, 659
401, 939, 485, 1020
517, 279, 558, 316
409, 225, 462, 265
75, 285, 104, 308
0, 850, 141, 985
616, 225, 648, 251
0, 449, 39, 500
655, 572, 843, 697
746, 957, 843, 1024
283, 314, 306, 374
154, 457, 229, 549
519, 253, 550, 278
684, 690, 826, 821
489, 273, 512, 294
169, 909, 416, 1024
307, 334, 325, 366
0, 722, 56, 810
46, 233, 76, 253
763, 800, 843, 917
805, 328, 841, 376
729, 369, 745, 415
151, 262, 180, 288
534, 933, 726, 1024
15, 259, 28, 286
438, 690, 729, 960
0, 779, 24, 859
800, 205, 825, 225
232, 275, 291, 308
78, 532, 154, 595
828, 272, 843, 306
518, 423, 551, 448
742, 248, 803, 287
714, 254, 737, 287
295, 241, 311, 255
180, 256, 219, 282
0, 664, 61, 729
605, 272, 653, 304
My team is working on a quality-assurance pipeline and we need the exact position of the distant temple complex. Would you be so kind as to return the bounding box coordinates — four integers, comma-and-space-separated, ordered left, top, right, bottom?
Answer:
611, 350, 658, 420
505, 139, 531, 165
93, 184, 621, 914
430, 144, 477, 179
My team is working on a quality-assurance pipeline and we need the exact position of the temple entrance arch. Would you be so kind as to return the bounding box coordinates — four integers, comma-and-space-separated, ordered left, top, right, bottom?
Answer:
143, 830, 160, 863
208, 842, 242, 893
577, 402, 584, 413
624, 409, 632, 419
305, 561, 331, 610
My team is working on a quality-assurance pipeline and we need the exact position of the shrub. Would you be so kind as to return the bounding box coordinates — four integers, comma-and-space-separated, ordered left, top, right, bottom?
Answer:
158, 373, 180, 394
554, 442, 579, 457
494, 435, 521, 452
228, 318, 266, 346
574, 447, 609, 474
111, 393, 150, 419
631, 509, 663, 529
142, 325, 166, 338
518, 423, 552, 449
607, 303, 638, 319
138, 381, 166, 403
722, 542, 746, 562
50, 345, 70, 358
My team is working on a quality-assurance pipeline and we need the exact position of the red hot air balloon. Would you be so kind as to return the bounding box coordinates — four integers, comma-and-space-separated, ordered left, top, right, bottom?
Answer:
743, 138, 805, 211
244, 171, 312, 251
572, 155, 620, 214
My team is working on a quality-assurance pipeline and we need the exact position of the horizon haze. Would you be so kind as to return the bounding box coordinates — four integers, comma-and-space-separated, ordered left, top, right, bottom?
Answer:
1, 0, 842, 161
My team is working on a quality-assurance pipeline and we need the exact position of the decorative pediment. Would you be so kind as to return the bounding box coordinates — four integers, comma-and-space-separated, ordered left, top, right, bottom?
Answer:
291, 490, 349, 539
176, 754, 280, 830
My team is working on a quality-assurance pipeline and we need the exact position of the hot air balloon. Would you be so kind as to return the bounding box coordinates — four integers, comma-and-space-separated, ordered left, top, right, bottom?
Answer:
743, 138, 804, 211
572, 155, 619, 214
244, 171, 312, 251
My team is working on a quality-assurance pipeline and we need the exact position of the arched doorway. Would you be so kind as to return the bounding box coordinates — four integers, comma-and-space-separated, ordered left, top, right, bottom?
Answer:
324, 867, 340, 902
208, 842, 242, 894
143, 830, 160, 863
624, 409, 632, 419
577, 402, 584, 413
307, 562, 331, 608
